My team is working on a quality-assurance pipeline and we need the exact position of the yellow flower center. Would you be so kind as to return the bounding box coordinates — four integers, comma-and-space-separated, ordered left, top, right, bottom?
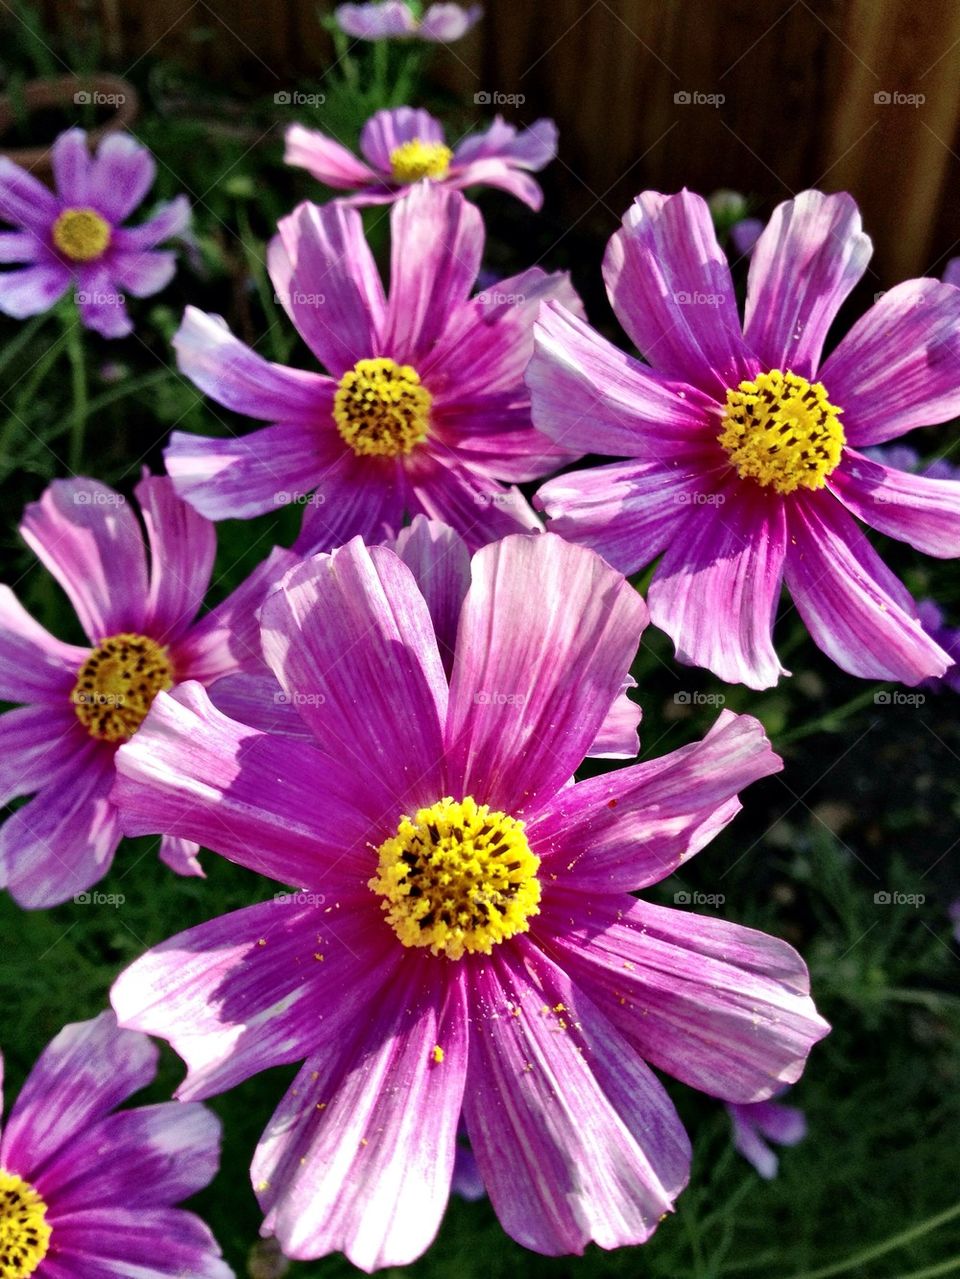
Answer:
71, 633, 174, 743
718, 369, 845, 495
51, 207, 112, 262
389, 139, 454, 184
0, 1170, 51, 1278
369, 796, 541, 960
333, 357, 431, 458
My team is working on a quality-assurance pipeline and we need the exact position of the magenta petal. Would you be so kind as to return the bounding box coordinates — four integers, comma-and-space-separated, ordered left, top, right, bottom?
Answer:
164, 418, 335, 521
19, 478, 149, 642
418, 2, 483, 40
112, 896, 397, 1101
359, 107, 445, 171
783, 490, 951, 683
744, 190, 871, 378
51, 129, 92, 204
446, 159, 545, 210
46, 1207, 232, 1279
388, 515, 471, 675
39, 1101, 220, 1211
0, 1011, 156, 1176
109, 247, 176, 297
86, 131, 156, 221
158, 833, 204, 877
546, 896, 830, 1104
0, 747, 121, 909
527, 300, 719, 460
381, 184, 482, 363
528, 710, 781, 893
293, 451, 408, 554
254, 961, 467, 1269
273, 201, 386, 377
76, 262, 132, 337
603, 190, 756, 397
0, 586, 89, 703
135, 473, 216, 641
0, 704, 87, 805
454, 116, 557, 170
537, 456, 725, 576
0, 157, 60, 232
260, 541, 447, 817
204, 672, 312, 739
0, 262, 71, 317
587, 678, 641, 760
173, 306, 334, 426
285, 122, 379, 187
819, 279, 960, 445
445, 533, 647, 816
110, 194, 190, 252
829, 448, 960, 558
648, 484, 788, 689
112, 681, 376, 892
406, 448, 541, 550
464, 943, 690, 1255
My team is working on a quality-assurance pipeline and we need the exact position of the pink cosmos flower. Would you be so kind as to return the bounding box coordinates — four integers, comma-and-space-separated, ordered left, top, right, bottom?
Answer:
0, 129, 189, 338
0, 473, 292, 908
285, 108, 557, 210
110, 530, 828, 1269
727, 1093, 806, 1179
335, 1, 482, 41
166, 183, 581, 553
0, 1011, 231, 1278
529, 189, 960, 689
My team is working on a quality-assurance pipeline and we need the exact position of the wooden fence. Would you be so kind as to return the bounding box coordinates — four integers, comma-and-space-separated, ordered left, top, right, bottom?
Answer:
11, 0, 960, 282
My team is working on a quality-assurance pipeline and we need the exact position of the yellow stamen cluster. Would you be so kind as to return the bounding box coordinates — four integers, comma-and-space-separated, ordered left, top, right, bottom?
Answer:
718, 368, 845, 495
369, 796, 541, 960
389, 139, 454, 184
51, 207, 112, 262
0, 1170, 51, 1278
333, 357, 431, 458
71, 633, 174, 742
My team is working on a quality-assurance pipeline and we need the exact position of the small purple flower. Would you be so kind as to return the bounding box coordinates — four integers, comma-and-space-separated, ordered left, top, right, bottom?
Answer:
0, 129, 189, 338
916, 599, 960, 693
944, 257, 960, 288
727, 1094, 806, 1179
166, 184, 582, 552
530, 189, 960, 689
335, 1, 482, 41
0, 473, 293, 908
110, 530, 828, 1267
285, 107, 556, 210
0, 1011, 231, 1278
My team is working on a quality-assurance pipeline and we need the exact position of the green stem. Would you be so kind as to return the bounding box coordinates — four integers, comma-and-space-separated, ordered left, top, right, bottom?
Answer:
64, 317, 88, 472
0, 334, 70, 463
783, 1201, 960, 1279
0, 312, 49, 378
81, 367, 174, 419
776, 686, 881, 747
897, 1260, 960, 1279
235, 204, 285, 362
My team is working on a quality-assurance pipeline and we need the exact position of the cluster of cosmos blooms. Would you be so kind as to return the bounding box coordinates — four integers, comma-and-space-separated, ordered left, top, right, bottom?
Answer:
1, 1, 959, 1275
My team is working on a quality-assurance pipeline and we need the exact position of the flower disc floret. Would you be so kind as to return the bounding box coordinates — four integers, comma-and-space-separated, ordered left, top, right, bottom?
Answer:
389, 139, 454, 183
369, 795, 541, 959
0, 1170, 51, 1278
718, 369, 845, 495
71, 633, 174, 742
51, 207, 112, 262
334, 357, 431, 457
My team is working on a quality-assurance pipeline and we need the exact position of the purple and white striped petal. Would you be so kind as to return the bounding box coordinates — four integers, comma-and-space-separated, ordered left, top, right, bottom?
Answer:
45, 1207, 233, 1279
285, 122, 381, 188
0, 586, 89, 704
0, 263, 71, 318
0, 156, 60, 232
453, 116, 556, 170
829, 448, 960, 557
388, 515, 471, 674
86, 131, 157, 222
0, 703, 87, 805
51, 129, 92, 205
135, 473, 216, 642
359, 107, 445, 173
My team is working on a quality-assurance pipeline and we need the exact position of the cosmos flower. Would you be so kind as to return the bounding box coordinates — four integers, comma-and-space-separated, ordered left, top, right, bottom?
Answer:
726, 1093, 806, 1179
0, 474, 292, 908
285, 108, 556, 210
166, 183, 581, 552
529, 189, 960, 689
111, 531, 828, 1269
0, 128, 189, 338
335, 1, 482, 41
0, 1011, 230, 1278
